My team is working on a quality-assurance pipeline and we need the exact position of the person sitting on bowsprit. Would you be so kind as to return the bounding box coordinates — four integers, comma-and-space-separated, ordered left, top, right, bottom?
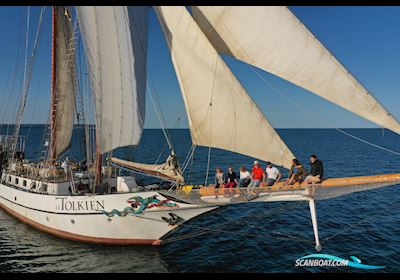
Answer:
285, 159, 308, 185
305, 154, 324, 184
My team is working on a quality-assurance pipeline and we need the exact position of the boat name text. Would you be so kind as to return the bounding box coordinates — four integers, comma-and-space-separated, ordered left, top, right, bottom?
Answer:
55, 197, 105, 211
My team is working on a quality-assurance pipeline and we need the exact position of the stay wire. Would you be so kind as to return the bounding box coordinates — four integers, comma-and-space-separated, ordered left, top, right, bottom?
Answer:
207, 9, 400, 158
249, 66, 400, 157
204, 55, 219, 186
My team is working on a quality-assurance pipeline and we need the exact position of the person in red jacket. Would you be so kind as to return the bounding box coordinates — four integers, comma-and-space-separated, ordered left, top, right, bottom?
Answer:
247, 160, 266, 196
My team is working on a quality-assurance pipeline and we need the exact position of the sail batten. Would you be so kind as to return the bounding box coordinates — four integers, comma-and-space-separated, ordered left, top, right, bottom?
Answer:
192, 6, 400, 134
77, 6, 149, 154
155, 6, 295, 169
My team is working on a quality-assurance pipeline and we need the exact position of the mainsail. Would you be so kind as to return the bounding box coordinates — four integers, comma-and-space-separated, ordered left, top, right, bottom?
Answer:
155, 6, 295, 169
192, 6, 400, 134
76, 6, 149, 154
53, 6, 76, 158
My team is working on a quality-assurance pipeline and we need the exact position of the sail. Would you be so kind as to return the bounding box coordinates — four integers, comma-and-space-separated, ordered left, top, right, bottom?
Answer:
109, 155, 185, 183
155, 6, 295, 169
54, 6, 76, 158
192, 6, 400, 134
76, 6, 149, 154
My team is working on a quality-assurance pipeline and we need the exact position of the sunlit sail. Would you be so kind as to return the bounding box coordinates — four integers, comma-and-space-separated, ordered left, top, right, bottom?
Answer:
155, 6, 295, 169
77, 6, 149, 154
192, 6, 400, 134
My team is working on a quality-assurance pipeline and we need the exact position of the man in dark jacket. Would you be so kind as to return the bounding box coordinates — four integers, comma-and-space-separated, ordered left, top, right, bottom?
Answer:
305, 154, 324, 184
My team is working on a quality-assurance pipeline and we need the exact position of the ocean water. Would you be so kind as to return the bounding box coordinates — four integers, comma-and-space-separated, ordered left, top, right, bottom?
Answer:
1, 126, 400, 272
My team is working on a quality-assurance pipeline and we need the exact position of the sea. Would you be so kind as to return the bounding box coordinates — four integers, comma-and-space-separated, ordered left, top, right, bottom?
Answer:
1, 126, 400, 273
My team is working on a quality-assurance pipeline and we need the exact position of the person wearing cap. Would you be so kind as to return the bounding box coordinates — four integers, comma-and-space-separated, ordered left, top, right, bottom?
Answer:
265, 161, 281, 186
247, 160, 266, 196
285, 158, 308, 185
304, 154, 324, 184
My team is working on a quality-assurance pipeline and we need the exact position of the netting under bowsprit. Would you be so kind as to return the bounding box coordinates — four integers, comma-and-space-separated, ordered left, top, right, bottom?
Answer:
159, 176, 400, 206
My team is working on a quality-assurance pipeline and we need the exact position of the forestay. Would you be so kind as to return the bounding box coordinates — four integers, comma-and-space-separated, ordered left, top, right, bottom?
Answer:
76, 6, 149, 154
155, 6, 295, 169
54, 6, 76, 158
192, 6, 400, 135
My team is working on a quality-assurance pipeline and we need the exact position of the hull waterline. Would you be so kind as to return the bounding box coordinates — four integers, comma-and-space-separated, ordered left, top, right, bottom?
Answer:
0, 182, 218, 245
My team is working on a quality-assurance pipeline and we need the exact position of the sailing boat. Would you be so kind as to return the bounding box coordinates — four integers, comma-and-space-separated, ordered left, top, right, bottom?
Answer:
0, 6, 399, 251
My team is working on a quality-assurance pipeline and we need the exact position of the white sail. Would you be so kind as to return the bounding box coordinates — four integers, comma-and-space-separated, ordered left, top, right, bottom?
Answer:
54, 6, 76, 158
155, 6, 295, 169
192, 6, 400, 134
109, 155, 185, 183
76, 6, 148, 154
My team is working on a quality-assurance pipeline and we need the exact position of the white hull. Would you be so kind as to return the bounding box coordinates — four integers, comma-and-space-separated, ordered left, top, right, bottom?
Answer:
0, 182, 218, 245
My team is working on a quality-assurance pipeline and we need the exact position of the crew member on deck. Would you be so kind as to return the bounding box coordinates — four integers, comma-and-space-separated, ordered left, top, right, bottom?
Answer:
285, 159, 308, 185
265, 161, 281, 186
224, 167, 238, 197
305, 154, 324, 184
247, 161, 266, 196
238, 166, 251, 190
213, 167, 225, 199
61, 157, 70, 180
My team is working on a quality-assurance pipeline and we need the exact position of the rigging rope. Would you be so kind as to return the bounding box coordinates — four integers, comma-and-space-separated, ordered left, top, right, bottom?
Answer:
156, 195, 397, 246
8, 6, 30, 159
204, 147, 211, 186
0, 17, 24, 135
147, 84, 174, 152
182, 145, 196, 173
147, 201, 310, 245
10, 6, 45, 161
206, 12, 400, 157
25, 82, 40, 146
249, 66, 400, 157
204, 55, 219, 186
154, 114, 182, 165
123, 7, 176, 157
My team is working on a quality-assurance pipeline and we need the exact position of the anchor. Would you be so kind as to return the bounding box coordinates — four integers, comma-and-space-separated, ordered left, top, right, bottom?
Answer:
162, 212, 183, 226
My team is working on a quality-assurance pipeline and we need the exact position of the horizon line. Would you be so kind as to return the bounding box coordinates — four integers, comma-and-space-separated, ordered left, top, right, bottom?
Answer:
0, 124, 385, 130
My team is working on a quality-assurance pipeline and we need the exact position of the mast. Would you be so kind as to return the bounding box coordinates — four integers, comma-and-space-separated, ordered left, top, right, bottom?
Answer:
94, 132, 102, 187
50, 6, 57, 163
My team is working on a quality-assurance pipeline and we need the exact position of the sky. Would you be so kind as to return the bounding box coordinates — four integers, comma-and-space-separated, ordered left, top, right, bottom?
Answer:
0, 6, 399, 129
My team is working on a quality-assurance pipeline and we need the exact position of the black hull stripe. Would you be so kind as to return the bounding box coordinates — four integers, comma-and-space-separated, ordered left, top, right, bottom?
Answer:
0, 194, 103, 216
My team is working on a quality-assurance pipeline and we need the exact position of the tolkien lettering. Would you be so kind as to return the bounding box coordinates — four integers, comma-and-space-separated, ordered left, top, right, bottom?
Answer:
55, 197, 105, 211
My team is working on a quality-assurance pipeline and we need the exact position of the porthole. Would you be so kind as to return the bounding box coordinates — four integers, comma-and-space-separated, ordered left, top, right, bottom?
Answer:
107, 218, 112, 222
71, 219, 75, 224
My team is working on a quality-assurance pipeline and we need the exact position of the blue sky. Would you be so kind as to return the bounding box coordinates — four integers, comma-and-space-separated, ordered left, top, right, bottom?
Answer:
0, 6, 399, 129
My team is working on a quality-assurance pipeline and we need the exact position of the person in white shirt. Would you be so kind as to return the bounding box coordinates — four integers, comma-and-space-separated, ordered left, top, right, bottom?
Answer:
61, 157, 69, 180
265, 161, 281, 186
238, 166, 251, 189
